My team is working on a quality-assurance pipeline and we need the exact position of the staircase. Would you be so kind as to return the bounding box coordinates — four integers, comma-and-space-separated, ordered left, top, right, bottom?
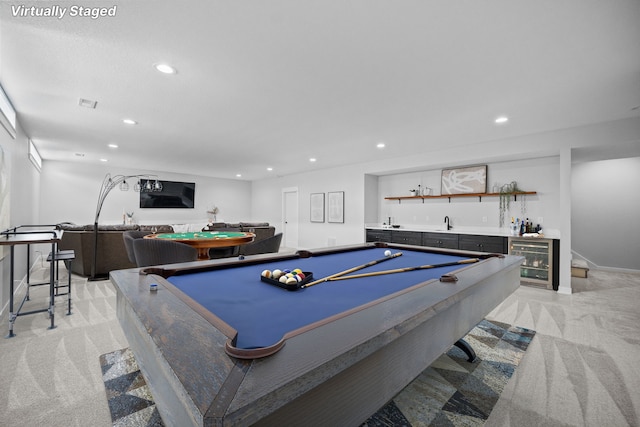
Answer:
571, 259, 589, 278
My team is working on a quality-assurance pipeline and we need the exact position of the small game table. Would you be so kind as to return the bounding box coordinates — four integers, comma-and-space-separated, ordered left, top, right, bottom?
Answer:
144, 231, 255, 260
111, 242, 523, 426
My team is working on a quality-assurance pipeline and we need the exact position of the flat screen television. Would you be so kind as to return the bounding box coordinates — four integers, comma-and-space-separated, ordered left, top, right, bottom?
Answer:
139, 180, 195, 208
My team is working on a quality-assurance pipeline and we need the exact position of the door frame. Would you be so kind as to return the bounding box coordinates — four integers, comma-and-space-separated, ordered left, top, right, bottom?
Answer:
281, 187, 299, 249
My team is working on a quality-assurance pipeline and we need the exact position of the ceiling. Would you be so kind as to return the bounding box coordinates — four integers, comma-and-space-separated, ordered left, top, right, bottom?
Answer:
1, 1, 639, 180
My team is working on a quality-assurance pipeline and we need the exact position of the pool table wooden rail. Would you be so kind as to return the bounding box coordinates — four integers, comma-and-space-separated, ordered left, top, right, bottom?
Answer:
139, 241, 504, 279
111, 243, 523, 427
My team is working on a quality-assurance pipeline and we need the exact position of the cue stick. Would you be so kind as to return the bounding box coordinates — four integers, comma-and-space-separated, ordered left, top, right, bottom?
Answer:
301, 251, 403, 288
327, 258, 480, 281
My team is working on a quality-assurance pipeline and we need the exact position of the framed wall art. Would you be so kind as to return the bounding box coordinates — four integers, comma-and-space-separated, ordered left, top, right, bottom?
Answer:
441, 165, 487, 195
310, 193, 325, 223
327, 191, 344, 223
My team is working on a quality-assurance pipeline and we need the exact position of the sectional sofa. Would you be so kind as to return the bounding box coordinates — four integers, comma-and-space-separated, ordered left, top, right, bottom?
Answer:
57, 222, 275, 277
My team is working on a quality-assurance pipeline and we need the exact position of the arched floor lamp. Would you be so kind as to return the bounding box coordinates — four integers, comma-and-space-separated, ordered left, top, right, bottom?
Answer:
91, 173, 161, 280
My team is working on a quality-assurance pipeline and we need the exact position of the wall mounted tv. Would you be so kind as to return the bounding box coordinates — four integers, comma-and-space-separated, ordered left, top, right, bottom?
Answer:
139, 180, 195, 208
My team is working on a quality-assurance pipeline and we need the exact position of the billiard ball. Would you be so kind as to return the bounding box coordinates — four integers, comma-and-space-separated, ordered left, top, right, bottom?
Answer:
272, 269, 283, 279
292, 268, 302, 274
384, 250, 392, 257
261, 269, 272, 278
286, 277, 298, 285
279, 275, 288, 283
297, 272, 305, 280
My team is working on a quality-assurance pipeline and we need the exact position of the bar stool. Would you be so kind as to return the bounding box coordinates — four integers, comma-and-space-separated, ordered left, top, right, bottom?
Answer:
46, 249, 75, 315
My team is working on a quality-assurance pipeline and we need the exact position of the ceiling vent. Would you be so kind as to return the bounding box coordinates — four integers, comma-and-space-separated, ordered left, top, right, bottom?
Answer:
78, 98, 97, 109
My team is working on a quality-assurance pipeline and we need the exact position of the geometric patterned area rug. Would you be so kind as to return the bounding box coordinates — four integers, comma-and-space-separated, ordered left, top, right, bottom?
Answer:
100, 319, 535, 427
99, 348, 164, 427
361, 319, 536, 426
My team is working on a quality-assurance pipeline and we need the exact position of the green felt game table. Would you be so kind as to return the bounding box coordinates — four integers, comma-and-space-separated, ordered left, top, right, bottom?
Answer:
145, 231, 255, 260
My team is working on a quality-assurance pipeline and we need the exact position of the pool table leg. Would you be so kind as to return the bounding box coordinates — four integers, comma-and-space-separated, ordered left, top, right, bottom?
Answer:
454, 338, 477, 363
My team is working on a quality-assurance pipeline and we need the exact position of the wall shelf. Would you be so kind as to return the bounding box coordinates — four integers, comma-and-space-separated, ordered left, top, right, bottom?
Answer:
385, 191, 537, 204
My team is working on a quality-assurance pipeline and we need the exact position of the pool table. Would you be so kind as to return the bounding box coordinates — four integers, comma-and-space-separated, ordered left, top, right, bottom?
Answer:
111, 242, 523, 427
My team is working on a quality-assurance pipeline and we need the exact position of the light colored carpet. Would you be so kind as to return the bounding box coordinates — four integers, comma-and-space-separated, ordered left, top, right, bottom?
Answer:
0, 266, 127, 427
100, 320, 535, 426
486, 269, 640, 427
1, 264, 639, 427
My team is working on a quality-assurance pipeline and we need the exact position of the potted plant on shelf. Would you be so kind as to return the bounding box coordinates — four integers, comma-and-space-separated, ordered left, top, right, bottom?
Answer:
498, 181, 522, 227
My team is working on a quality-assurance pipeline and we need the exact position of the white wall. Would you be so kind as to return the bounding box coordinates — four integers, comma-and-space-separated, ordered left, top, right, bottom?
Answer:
39, 160, 253, 227
250, 117, 640, 279
572, 157, 640, 270
252, 164, 368, 249
377, 157, 560, 233
0, 121, 41, 318
363, 174, 379, 224
0, 115, 636, 316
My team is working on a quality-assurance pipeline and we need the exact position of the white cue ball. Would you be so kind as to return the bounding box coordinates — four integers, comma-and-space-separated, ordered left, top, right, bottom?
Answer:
384, 250, 392, 257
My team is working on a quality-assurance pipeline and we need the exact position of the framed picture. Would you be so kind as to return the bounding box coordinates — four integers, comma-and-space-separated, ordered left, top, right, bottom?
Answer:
310, 193, 325, 223
327, 191, 344, 223
441, 165, 487, 195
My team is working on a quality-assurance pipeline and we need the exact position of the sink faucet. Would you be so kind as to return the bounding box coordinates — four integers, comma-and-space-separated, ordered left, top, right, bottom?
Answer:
444, 216, 452, 230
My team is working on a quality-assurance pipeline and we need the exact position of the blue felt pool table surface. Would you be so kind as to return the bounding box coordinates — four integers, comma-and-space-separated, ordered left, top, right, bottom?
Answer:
165, 247, 472, 350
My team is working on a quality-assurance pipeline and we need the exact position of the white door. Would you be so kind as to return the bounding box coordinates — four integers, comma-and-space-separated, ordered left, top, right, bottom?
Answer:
283, 188, 298, 249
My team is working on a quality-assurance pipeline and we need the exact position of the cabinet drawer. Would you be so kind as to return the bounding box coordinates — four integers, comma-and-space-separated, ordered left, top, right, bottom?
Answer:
422, 232, 459, 249
390, 230, 423, 245
366, 229, 392, 243
458, 235, 507, 253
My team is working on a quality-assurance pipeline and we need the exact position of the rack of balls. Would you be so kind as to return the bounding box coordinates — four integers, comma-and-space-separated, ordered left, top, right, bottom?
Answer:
261, 268, 307, 285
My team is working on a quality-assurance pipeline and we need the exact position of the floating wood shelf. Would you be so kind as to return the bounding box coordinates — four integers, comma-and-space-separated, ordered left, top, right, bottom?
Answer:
385, 191, 537, 203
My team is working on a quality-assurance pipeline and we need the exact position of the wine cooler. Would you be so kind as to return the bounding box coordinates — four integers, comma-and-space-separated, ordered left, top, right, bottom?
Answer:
508, 237, 553, 289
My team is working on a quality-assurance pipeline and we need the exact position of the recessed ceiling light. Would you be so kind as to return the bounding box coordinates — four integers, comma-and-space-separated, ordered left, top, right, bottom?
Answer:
236, 174, 242, 178
108, 144, 118, 148
377, 142, 385, 149
267, 167, 273, 171
123, 119, 137, 125
494, 116, 509, 124
154, 63, 177, 74
309, 158, 317, 162
100, 158, 108, 162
